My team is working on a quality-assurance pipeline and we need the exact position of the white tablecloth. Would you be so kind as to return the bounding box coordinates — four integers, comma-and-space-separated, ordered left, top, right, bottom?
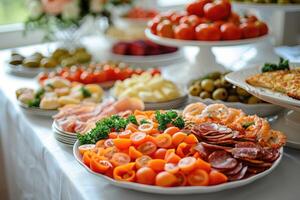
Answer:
1, 40, 300, 200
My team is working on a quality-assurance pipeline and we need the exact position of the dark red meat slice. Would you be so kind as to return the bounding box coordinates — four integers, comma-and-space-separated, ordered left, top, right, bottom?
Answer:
228, 166, 248, 181
206, 133, 234, 141
208, 150, 238, 170
201, 142, 232, 151
247, 167, 267, 174
209, 140, 237, 145
235, 141, 259, 148
193, 143, 209, 159
225, 162, 243, 176
261, 148, 280, 162
231, 147, 259, 160
246, 162, 273, 168
205, 134, 226, 139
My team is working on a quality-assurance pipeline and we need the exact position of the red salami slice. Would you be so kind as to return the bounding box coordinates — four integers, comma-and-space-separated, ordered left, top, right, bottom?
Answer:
231, 147, 259, 160
204, 134, 226, 139
247, 167, 267, 174
235, 142, 258, 148
261, 148, 280, 162
201, 142, 232, 151
225, 162, 243, 176
209, 140, 237, 145
206, 133, 234, 142
193, 143, 209, 159
208, 150, 238, 170
246, 162, 273, 168
228, 166, 248, 181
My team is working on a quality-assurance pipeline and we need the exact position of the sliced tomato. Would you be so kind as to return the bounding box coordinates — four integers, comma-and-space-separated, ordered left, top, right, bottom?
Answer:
155, 134, 172, 148
164, 163, 179, 174
187, 169, 209, 186
175, 171, 187, 186
137, 141, 157, 155
136, 155, 152, 169
110, 152, 131, 166
119, 130, 132, 138
90, 154, 112, 173
138, 123, 154, 134
103, 147, 119, 159
128, 146, 143, 159
130, 132, 147, 145
178, 156, 197, 172
113, 138, 132, 149
154, 148, 167, 159
113, 163, 136, 182
78, 144, 96, 155
104, 139, 114, 148
82, 151, 96, 167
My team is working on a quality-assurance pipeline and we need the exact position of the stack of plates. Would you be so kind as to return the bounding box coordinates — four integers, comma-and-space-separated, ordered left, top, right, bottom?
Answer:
145, 94, 188, 110
52, 121, 77, 146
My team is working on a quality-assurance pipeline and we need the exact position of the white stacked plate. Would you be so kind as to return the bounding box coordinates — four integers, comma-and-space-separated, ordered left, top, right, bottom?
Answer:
18, 101, 58, 118
52, 121, 77, 146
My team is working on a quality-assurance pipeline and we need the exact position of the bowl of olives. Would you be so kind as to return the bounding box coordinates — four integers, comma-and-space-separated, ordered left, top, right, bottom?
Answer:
188, 71, 283, 117
7, 47, 92, 77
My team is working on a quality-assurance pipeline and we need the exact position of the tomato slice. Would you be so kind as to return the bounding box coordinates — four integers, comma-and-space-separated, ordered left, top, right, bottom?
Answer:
155, 171, 177, 187
136, 167, 157, 185
113, 138, 132, 149
163, 127, 180, 136
104, 139, 114, 148
155, 134, 172, 148
110, 152, 131, 166
128, 146, 143, 159
208, 170, 228, 185
137, 141, 157, 155
96, 140, 105, 148
103, 147, 119, 159
164, 163, 179, 174
147, 159, 166, 172
126, 123, 139, 133
78, 144, 96, 155
82, 151, 96, 167
187, 169, 209, 186
138, 123, 154, 134
136, 155, 152, 169
178, 156, 197, 172
176, 142, 191, 157
118, 130, 132, 138
90, 154, 112, 174
130, 132, 147, 145
154, 148, 167, 159
108, 132, 118, 139
174, 171, 187, 186
113, 163, 136, 182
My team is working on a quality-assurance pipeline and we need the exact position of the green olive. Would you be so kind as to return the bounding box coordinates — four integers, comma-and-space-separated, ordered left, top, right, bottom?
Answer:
22, 58, 40, 68
228, 86, 237, 95
31, 52, 44, 61
212, 88, 228, 100
74, 52, 92, 63
227, 95, 240, 102
73, 47, 87, 54
236, 87, 251, 97
201, 79, 215, 92
40, 58, 58, 68
206, 71, 222, 80
214, 79, 223, 88
52, 48, 70, 60
61, 57, 76, 67
10, 55, 24, 65
248, 96, 261, 104
220, 76, 231, 88
199, 91, 211, 99
189, 85, 202, 96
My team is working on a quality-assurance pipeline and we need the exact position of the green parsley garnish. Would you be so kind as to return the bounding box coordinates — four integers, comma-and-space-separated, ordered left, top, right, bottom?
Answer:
242, 122, 255, 129
140, 119, 150, 124
77, 115, 138, 145
80, 87, 92, 98
28, 88, 45, 108
155, 110, 185, 131
262, 58, 290, 72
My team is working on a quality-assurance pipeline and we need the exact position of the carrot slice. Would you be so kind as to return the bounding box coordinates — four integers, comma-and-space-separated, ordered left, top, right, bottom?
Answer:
147, 159, 166, 172
178, 156, 197, 172
155, 134, 172, 148
113, 138, 132, 149
209, 170, 228, 185
128, 146, 143, 159
187, 169, 209, 186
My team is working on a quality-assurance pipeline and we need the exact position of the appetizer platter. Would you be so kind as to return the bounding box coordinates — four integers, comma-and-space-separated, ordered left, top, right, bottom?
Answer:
16, 77, 104, 117
112, 72, 188, 109
188, 71, 282, 116
145, 0, 269, 80
73, 102, 285, 194
38, 63, 161, 89
226, 60, 300, 148
109, 40, 184, 66
7, 47, 92, 77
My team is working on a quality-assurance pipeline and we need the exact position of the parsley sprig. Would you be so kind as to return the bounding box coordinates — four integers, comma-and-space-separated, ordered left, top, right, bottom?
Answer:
77, 114, 138, 145
262, 58, 290, 72
155, 110, 185, 131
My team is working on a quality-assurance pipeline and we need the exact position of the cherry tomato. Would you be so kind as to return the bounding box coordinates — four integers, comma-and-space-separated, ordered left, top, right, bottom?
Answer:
155, 171, 177, 187
90, 155, 112, 174
186, 0, 211, 17
155, 134, 172, 148
220, 22, 241, 40
204, 0, 230, 21
228, 12, 240, 25
174, 171, 187, 186
178, 156, 197, 172
179, 15, 205, 28
195, 23, 221, 41
119, 130, 132, 139
244, 15, 258, 23
104, 139, 114, 148
103, 65, 117, 81
37, 72, 49, 83
240, 22, 260, 39
164, 163, 180, 174
78, 144, 96, 155
94, 70, 107, 83
130, 132, 147, 145
80, 71, 95, 84
255, 21, 268, 36
138, 123, 154, 134
149, 68, 161, 76
136, 155, 152, 169
187, 169, 209, 186
163, 127, 180, 136
110, 152, 131, 166
174, 23, 195, 40
113, 163, 136, 182
136, 167, 157, 185
170, 11, 187, 24
148, 17, 162, 34
156, 20, 174, 38
154, 148, 167, 159
137, 141, 157, 155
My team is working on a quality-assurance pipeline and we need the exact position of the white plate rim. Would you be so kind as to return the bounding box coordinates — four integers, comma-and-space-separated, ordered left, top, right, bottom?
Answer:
73, 140, 283, 194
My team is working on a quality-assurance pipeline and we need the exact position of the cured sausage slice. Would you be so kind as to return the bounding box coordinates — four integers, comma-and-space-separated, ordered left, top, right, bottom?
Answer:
201, 142, 232, 151
231, 147, 259, 160
208, 150, 238, 170
228, 166, 248, 181
225, 162, 243, 176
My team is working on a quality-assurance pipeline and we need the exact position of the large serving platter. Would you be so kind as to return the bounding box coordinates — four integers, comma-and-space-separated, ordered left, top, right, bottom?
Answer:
225, 65, 300, 111
73, 140, 283, 194
189, 95, 283, 117
18, 101, 58, 117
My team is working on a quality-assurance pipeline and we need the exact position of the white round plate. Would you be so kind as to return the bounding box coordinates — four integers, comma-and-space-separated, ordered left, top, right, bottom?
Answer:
233, 2, 300, 12
52, 121, 77, 137
73, 140, 283, 194
225, 65, 300, 111
18, 101, 58, 117
108, 49, 184, 67
145, 29, 269, 47
6, 63, 54, 77
189, 95, 283, 117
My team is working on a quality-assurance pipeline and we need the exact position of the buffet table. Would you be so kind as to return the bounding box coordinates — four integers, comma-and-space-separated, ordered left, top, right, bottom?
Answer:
1, 40, 300, 200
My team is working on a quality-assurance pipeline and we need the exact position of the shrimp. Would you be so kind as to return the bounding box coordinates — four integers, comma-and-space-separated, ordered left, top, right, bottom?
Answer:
199, 104, 245, 125
182, 102, 207, 123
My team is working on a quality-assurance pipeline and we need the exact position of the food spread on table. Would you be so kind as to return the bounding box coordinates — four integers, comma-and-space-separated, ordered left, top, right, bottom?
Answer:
112, 72, 182, 102
246, 59, 300, 100
112, 40, 178, 56
9, 47, 92, 69
16, 77, 103, 110
53, 97, 145, 134
148, 0, 268, 41
189, 71, 264, 104
75, 102, 285, 187
38, 63, 161, 85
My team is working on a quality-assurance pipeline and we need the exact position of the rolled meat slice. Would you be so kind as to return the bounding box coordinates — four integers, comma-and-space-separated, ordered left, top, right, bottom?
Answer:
208, 150, 238, 170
